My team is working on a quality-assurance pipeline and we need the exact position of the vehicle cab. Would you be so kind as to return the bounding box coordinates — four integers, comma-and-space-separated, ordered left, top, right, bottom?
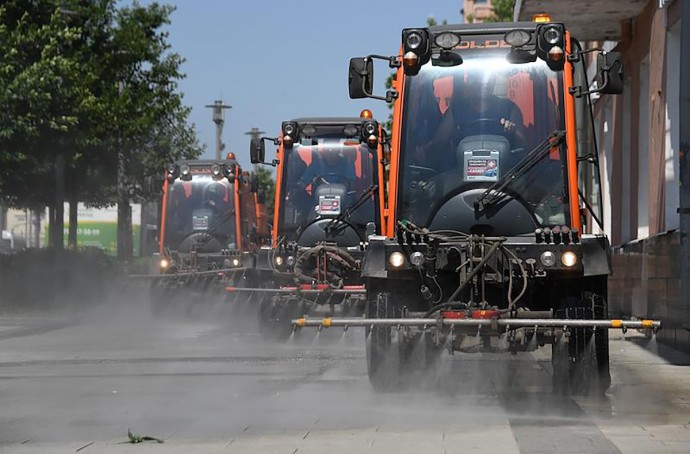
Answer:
157, 154, 260, 274
250, 114, 388, 273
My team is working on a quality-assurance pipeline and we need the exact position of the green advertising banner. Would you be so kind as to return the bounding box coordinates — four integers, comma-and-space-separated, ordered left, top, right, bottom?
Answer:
48, 204, 141, 256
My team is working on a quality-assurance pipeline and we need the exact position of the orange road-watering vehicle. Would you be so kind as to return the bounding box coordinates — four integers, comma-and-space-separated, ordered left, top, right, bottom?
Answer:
146, 154, 269, 312
293, 21, 661, 393
228, 113, 388, 339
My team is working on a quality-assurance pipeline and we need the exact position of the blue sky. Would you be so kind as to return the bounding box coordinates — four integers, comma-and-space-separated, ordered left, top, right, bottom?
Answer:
138, 1, 463, 170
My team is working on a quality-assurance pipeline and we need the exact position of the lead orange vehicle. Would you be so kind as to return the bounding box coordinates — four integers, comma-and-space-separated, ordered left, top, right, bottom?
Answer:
293, 21, 661, 393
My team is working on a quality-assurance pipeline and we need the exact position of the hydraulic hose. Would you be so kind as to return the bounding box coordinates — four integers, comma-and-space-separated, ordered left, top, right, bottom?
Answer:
444, 240, 503, 304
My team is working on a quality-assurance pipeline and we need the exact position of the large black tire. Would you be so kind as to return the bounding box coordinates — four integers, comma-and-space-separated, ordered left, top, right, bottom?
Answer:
258, 295, 306, 341
149, 278, 170, 316
366, 289, 405, 391
552, 289, 611, 396
403, 327, 443, 389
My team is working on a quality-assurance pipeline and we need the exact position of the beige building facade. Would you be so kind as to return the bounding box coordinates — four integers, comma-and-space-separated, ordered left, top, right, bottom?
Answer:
462, 0, 494, 23
516, 0, 690, 351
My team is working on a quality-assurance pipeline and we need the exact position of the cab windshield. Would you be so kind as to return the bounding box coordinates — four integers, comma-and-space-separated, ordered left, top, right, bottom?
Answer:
279, 138, 377, 238
164, 175, 235, 249
399, 43, 568, 230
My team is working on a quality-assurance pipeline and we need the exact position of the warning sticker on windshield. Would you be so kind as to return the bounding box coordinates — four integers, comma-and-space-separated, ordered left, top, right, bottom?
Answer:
465, 158, 498, 181
318, 195, 341, 216
192, 215, 209, 230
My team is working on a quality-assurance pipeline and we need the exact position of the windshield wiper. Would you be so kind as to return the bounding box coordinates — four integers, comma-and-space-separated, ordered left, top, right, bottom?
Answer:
474, 130, 565, 212
325, 184, 378, 233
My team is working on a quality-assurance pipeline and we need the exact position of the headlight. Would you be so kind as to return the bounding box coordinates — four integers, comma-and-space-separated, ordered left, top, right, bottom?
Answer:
232, 258, 240, 267
179, 163, 191, 180
539, 251, 556, 267
166, 163, 178, 182
388, 251, 405, 268
301, 124, 317, 136
434, 32, 461, 49
211, 163, 223, 179
504, 29, 531, 47
223, 164, 236, 183
561, 251, 577, 267
283, 122, 296, 135
363, 121, 377, 135
543, 26, 561, 44
159, 258, 170, 269
409, 251, 425, 267
406, 31, 423, 50
343, 124, 358, 137
275, 256, 284, 266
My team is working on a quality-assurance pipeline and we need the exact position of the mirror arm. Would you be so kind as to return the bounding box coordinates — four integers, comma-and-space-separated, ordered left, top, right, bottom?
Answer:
359, 55, 401, 102
568, 73, 610, 98
569, 85, 600, 98
567, 46, 607, 63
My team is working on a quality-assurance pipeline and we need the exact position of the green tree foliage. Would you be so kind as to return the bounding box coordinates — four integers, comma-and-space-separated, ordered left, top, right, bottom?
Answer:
0, 0, 201, 211
485, 0, 515, 23
253, 165, 275, 225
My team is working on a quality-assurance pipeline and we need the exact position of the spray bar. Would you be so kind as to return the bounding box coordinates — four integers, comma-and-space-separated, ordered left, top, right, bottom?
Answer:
129, 269, 237, 279
226, 286, 366, 295
292, 317, 661, 330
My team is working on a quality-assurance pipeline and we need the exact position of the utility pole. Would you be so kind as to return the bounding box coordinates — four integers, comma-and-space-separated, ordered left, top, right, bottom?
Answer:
205, 100, 232, 160
244, 127, 265, 143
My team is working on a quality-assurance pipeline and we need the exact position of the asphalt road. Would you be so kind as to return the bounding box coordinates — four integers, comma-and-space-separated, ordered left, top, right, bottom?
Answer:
1, 298, 690, 453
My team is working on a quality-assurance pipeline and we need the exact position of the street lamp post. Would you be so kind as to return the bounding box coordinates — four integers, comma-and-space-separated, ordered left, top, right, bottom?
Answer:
205, 100, 231, 160
244, 127, 265, 143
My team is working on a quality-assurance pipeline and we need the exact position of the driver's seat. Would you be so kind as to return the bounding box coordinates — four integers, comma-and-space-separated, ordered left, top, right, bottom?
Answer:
456, 135, 511, 182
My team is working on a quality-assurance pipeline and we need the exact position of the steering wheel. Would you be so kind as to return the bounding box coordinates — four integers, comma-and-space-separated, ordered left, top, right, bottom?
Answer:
464, 118, 506, 136
408, 164, 436, 180
312, 173, 351, 189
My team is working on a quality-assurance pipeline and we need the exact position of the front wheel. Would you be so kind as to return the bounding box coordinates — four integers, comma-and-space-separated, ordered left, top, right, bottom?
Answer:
552, 291, 611, 396
258, 295, 306, 341
365, 289, 407, 391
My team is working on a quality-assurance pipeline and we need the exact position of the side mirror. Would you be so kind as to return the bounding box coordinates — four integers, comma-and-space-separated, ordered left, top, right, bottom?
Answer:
250, 137, 265, 164
596, 52, 623, 95
349, 57, 373, 99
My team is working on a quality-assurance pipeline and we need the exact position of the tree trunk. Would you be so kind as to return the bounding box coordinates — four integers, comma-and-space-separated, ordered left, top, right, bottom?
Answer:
116, 145, 133, 261
68, 193, 78, 249
33, 210, 41, 248
48, 205, 56, 247
117, 198, 133, 262
54, 152, 65, 251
